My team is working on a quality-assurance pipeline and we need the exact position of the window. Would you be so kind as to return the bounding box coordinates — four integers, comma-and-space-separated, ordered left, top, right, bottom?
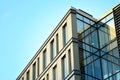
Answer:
102, 59, 108, 79
43, 49, 46, 70
76, 14, 83, 20
46, 74, 49, 80
84, 17, 90, 24
26, 70, 30, 80
63, 24, 68, 46
50, 39, 55, 61
37, 57, 39, 77
68, 49, 72, 72
94, 59, 102, 79
56, 34, 59, 54
53, 65, 57, 80
62, 55, 67, 79
77, 19, 84, 32
22, 77, 24, 80
91, 31, 98, 48
33, 62, 36, 80
99, 29, 109, 48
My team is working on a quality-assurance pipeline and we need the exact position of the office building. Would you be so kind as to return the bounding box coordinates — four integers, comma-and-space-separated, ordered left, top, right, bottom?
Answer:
17, 4, 120, 80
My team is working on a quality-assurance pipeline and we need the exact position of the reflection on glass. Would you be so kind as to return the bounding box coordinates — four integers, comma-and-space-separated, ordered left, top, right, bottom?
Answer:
84, 17, 90, 24
78, 12, 119, 80
77, 19, 84, 32
76, 14, 83, 20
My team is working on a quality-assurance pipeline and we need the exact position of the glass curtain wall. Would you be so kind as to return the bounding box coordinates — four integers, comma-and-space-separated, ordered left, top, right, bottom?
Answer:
77, 12, 120, 80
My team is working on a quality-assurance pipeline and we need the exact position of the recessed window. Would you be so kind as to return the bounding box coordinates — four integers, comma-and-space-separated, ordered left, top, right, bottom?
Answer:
50, 39, 55, 61
43, 49, 46, 70
56, 34, 59, 54
63, 24, 68, 46
62, 55, 67, 79
33, 62, 36, 80
37, 57, 39, 77
26, 70, 30, 80
53, 65, 57, 80
22, 77, 24, 80
68, 49, 72, 72
46, 74, 49, 80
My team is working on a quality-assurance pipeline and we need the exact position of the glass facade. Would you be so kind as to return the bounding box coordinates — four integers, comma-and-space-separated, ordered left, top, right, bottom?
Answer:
76, 14, 95, 33
17, 5, 120, 80
77, 12, 120, 80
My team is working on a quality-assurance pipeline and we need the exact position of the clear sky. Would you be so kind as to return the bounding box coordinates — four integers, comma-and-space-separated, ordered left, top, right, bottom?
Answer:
0, 0, 119, 80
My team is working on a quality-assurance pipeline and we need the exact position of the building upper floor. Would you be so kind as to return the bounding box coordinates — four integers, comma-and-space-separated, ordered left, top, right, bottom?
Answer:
17, 4, 119, 80
17, 6, 97, 80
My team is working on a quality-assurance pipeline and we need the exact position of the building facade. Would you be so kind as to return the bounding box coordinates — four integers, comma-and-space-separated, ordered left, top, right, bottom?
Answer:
17, 4, 120, 80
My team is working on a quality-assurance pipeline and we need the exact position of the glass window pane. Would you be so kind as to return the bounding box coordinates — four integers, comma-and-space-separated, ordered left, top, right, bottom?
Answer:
91, 31, 98, 48
63, 24, 68, 46
76, 14, 83, 20
94, 59, 102, 79
106, 13, 113, 22
51, 39, 55, 61
84, 22, 90, 30
22, 77, 24, 80
43, 49, 46, 70
77, 20, 84, 32
56, 34, 59, 54
62, 55, 67, 79
112, 48, 119, 58
26, 70, 30, 80
68, 49, 72, 72
33, 62, 36, 80
102, 59, 108, 79
53, 65, 57, 80
84, 17, 90, 24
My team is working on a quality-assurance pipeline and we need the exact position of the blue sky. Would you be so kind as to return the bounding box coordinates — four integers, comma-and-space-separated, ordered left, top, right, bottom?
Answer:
0, 0, 119, 80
